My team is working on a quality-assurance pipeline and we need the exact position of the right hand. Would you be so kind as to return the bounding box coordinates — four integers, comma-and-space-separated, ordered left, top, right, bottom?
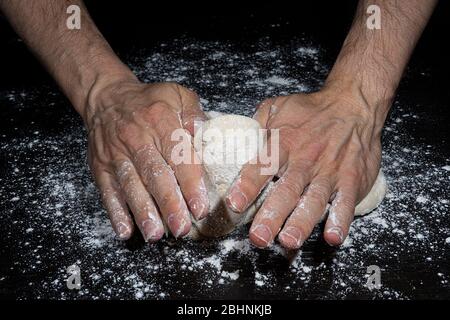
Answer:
86, 80, 208, 242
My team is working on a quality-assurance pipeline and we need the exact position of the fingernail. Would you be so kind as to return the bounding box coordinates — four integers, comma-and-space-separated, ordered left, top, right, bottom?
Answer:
168, 213, 191, 238
279, 226, 303, 249
141, 219, 163, 243
250, 224, 273, 247
326, 226, 344, 244
189, 197, 207, 220
226, 187, 248, 213
116, 222, 131, 240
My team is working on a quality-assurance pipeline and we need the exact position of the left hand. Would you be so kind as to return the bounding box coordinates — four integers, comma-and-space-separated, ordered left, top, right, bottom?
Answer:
226, 86, 386, 249
86, 81, 208, 242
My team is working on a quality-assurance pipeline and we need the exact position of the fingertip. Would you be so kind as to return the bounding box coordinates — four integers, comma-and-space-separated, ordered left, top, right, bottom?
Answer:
115, 221, 133, 240
324, 226, 345, 246
249, 224, 272, 248
278, 226, 304, 249
225, 186, 248, 213
167, 212, 192, 238
140, 219, 165, 243
249, 233, 269, 248
188, 196, 209, 220
188, 177, 209, 219
177, 218, 192, 238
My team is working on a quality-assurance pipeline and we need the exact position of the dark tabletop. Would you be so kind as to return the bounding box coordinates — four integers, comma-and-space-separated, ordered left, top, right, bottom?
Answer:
0, 1, 449, 300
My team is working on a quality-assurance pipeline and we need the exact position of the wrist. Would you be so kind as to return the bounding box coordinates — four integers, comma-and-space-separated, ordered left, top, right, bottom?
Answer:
316, 76, 393, 133
56, 40, 138, 124
323, 74, 394, 120
80, 66, 138, 126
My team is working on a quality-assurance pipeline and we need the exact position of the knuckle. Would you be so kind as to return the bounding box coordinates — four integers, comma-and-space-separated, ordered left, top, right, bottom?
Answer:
113, 160, 134, 185
117, 121, 137, 143
140, 163, 158, 185
119, 173, 135, 191
294, 158, 315, 172
307, 178, 331, 204
284, 164, 310, 182
341, 168, 361, 184
160, 190, 177, 205
155, 186, 182, 211
307, 188, 328, 206
336, 195, 355, 212
141, 101, 172, 123
133, 143, 158, 168
150, 101, 172, 113
278, 178, 303, 198
145, 163, 175, 190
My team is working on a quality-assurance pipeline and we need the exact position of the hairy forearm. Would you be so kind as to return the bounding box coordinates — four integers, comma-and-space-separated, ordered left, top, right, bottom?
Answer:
0, 0, 136, 121
325, 0, 437, 119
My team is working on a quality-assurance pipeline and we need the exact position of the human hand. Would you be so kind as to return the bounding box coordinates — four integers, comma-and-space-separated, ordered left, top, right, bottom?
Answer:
226, 86, 387, 249
86, 80, 208, 242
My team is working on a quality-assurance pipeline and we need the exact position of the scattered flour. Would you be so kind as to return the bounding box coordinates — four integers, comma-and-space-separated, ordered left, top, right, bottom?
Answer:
0, 38, 448, 300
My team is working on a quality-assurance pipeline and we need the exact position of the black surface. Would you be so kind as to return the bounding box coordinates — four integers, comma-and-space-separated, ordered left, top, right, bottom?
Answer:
0, 1, 449, 300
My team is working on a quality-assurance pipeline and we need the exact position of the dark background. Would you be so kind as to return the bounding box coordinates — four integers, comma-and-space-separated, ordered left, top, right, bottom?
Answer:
0, 0, 449, 95
1, 0, 449, 184
0, 1, 449, 300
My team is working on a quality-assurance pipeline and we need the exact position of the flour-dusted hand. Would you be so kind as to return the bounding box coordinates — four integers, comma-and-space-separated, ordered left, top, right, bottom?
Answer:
87, 81, 208, 241
0, 1, 212, 242
226, 88, 384, 248
225, 0, 436, 249
0, 0, 436, 247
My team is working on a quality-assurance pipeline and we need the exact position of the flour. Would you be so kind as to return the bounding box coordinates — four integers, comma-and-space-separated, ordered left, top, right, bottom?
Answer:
0, 38, 449, 299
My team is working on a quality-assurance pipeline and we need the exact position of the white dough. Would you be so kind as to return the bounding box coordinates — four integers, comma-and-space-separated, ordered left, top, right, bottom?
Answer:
188, 112, 387, 239
355, 171, 387, 216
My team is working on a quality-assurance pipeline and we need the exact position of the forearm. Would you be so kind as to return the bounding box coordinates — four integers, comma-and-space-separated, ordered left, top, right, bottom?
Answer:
0, 0, 136, 121
325, 0, 437, 119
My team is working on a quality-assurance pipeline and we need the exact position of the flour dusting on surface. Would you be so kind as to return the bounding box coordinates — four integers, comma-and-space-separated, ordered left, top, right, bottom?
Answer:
0, 38, 449, 299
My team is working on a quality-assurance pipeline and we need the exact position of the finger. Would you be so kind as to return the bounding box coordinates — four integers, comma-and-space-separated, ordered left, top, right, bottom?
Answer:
133, 144, 192, 238
139, 100, 208, 220
278, 177, 333, 249
324, 176, 358, 246
249, 161, 312, 248
226, 135, 288, 213
160, 125, 209, 220
95, 169, 134, 240
225, 97, 285, 213
180, 88, 207, 136
113, 159, 165, 243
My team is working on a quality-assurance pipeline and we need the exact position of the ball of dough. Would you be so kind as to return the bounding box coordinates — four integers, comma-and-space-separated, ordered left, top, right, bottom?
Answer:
188, 112, 387, 239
